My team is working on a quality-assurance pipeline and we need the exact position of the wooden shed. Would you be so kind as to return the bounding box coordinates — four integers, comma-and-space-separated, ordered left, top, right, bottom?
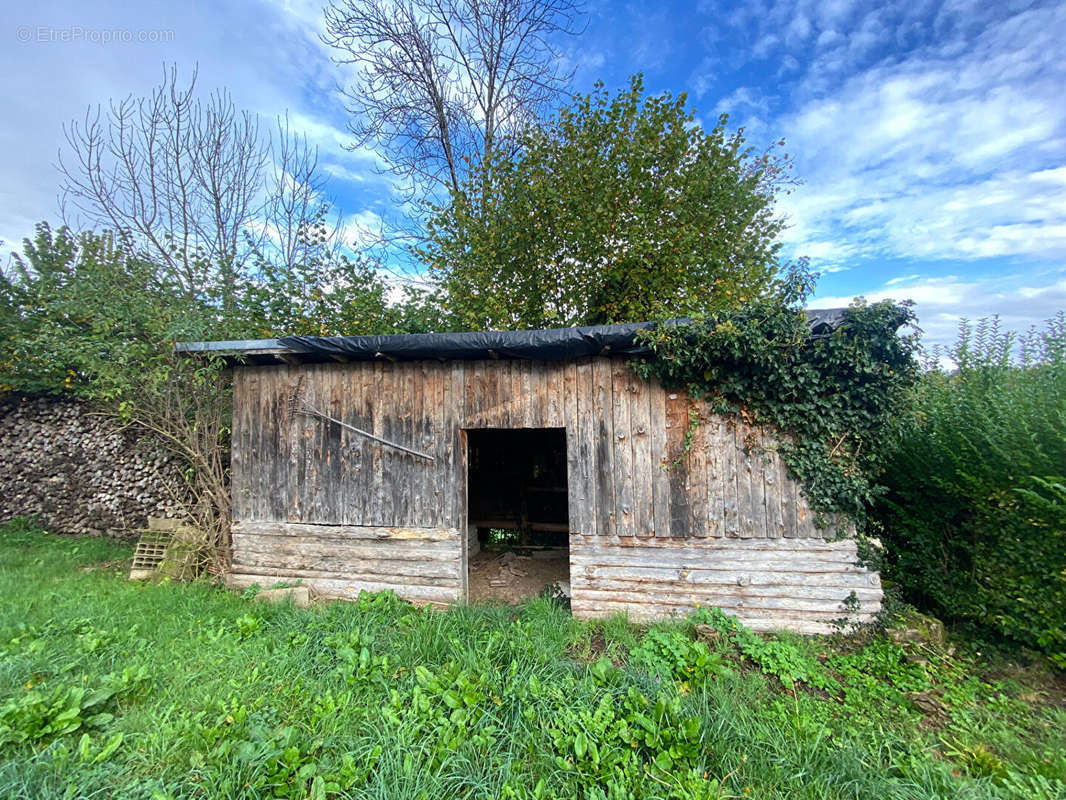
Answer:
180, 318, 882, 633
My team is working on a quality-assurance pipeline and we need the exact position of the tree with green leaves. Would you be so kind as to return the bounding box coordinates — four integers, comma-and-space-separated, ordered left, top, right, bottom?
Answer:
421, 75, 796, 330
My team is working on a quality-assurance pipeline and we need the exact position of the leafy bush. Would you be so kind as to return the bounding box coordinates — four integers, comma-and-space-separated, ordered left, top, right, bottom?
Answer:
876, 315, 1066, 665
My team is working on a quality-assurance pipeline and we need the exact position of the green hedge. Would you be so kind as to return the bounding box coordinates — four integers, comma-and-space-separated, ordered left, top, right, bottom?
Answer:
876, 315, 1066, 666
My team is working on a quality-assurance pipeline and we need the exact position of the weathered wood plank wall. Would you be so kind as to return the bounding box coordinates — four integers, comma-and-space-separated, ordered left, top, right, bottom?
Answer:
228, 357, 881, 629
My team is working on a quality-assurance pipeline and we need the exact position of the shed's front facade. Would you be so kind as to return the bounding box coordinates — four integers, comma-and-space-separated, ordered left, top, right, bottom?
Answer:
210, 323, 881, 634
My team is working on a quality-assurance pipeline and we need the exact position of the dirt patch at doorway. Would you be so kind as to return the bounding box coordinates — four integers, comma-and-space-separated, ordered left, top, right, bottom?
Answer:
468, 549, 569, 604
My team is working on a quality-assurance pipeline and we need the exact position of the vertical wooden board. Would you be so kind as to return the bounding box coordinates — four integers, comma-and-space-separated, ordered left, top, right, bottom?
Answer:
477, 361, 494, 424
611, 359, 635, 537
409, 362, 425, 526
708, 413, 728, 537
230, 370, 249, 521
248, 369, 267, 522
366, 362, 383, 526
781, 455, 799, 539
750, 428, 767, 539
304, 366, 325, 523
484, 360, 500, 424
592, 357, 616, 539
497, 360, 512, 425
648, 380, 669, 538
426, 362, 444, 527
457, 428, 468, 583
324, 365, 345, 525
721, 417, 739, 537
545, 362, 564, 427
527, 360, 541, 428
445, 361, 463, 528
318, 366, 337, 523
464, 360, 481, 425
628, 370, 653, 537
427, 363, 447, 528
254, 370, 272, 522
379, 364, 398, 526
336, 366, 354, 526
664, 390, 690, 537
575, 360, 598, 537
736, 420, 756, 538
688, 402, 709, 537
495, 360, 513, 428
521, 361, 538, 428
563, 361, 583, 535
796, 485, 811, 537
765, 444, 786, 539
401, 362, 418, 525
535, 360, 548, 427
285, 367, 305, 522
510, 360, 524, 426
276, 368, 297, 522
352, 363, 376, 525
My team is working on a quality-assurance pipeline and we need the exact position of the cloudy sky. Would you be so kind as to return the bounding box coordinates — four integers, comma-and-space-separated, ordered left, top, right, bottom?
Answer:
3, 0, 1064, 347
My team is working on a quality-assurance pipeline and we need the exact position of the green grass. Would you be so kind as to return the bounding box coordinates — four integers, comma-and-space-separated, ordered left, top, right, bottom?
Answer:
0, 518, 1063, 800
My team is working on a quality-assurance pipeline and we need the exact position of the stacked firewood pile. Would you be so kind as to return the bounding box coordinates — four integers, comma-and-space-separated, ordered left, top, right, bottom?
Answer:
0, 396, 188, 538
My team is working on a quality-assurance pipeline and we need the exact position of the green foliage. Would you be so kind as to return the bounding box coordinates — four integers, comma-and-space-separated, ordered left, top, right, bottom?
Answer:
0, 224, 197, 400
634, 288, 920, 527
423, 75, 794, 330
691, 608, 836, 692
876, 315, 1066, 665
2, 520, 1064, 799
630, 628, 723, 687
0, 667, 148, 748
0, 222, 415, 401
241, 213, 431, 338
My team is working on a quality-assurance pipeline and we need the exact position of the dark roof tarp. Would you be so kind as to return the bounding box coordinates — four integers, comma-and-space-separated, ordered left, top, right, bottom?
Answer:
278, 309, 848, 363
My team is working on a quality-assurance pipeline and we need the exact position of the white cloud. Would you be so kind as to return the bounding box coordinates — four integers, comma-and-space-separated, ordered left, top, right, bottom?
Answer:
768, 3, 1066, 271
338, 209, 386, 249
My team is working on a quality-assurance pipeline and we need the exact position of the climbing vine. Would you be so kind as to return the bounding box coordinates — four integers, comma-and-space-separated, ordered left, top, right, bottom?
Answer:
632, 292, 920, 532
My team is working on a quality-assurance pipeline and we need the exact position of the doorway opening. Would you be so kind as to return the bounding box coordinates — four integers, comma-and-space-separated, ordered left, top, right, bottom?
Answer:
465, 428, 570, 605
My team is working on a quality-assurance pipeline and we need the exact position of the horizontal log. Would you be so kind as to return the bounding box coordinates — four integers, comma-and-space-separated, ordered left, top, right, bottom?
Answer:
232, 551, 461, 581
570, 587, 875, 614
571, 566, 880, 587
570, 536, 860, 553
227, 572, 459, 604
233, 521, 460, 542
569, 576, 882, 602
229, 565, 460, 589
569, 600, 853, 633
231, 534, 460, 562
570, 554, 866, 573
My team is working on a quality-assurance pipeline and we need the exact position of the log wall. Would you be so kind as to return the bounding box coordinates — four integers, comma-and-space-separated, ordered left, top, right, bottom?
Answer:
229, 358, 881, 629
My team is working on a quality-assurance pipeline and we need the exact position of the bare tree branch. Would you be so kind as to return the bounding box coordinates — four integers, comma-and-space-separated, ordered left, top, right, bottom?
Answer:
58, 64, 337, 311
322, 0, 586, 222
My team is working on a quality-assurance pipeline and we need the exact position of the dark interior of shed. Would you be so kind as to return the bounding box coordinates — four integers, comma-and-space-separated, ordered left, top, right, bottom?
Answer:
465, 428, 571, 604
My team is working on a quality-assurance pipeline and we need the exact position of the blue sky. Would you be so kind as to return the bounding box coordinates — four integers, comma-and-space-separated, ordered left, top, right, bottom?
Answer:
3, 0, 1065, 348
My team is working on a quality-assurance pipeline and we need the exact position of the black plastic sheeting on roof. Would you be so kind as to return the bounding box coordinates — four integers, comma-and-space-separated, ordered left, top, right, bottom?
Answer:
278, 309, 848, 363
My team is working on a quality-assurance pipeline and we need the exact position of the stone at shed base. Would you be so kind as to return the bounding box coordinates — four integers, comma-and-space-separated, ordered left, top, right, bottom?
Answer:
254, 586, 312, 608
887, 610, 946, 648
